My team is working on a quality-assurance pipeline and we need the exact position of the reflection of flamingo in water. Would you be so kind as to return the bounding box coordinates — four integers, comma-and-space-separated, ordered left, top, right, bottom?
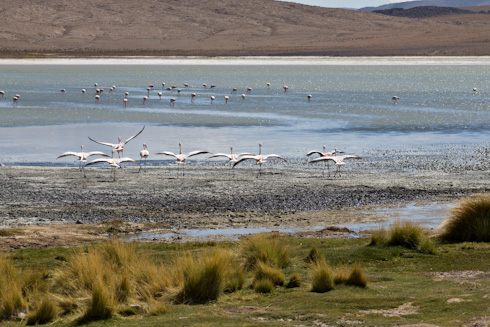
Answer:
306, 145, 344, 176
88, 126, 145, 158
57, 145, 109, 175
156, 142, 208, 176
309, 154, 361, 177
85, 149, 139, 181
233, 143, 287, 176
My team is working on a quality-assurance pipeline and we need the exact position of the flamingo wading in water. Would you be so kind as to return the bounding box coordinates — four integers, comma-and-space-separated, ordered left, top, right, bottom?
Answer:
156, 142, 208, 176
88, 126, 145, 158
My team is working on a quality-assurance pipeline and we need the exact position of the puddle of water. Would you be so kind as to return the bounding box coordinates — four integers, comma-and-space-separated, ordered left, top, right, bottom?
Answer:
350, 202, 456, 232
128, 202, 455, 241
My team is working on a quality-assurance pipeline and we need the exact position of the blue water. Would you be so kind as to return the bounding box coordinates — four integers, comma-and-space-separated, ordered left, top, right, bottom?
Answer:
0, 57, 489, 164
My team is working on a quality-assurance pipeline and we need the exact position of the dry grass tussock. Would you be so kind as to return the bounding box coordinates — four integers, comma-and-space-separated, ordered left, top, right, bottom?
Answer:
310, 258, 334, 293
0, 254, 27, 320
441, 194, 490, 242
241, 233, 292, 269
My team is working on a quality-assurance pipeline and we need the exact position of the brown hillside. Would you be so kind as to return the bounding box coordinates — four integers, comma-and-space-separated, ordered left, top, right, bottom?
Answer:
2, 0, 490, 56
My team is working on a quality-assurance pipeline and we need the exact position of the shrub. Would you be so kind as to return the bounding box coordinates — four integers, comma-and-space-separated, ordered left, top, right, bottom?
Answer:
346, 263, 368, 288
388, 220, 424, 249
441, 194, 490, 242
254, 279, 274, 294
83, 278, 115, 320
241, 233, 291, 269
26, 297, 58, 325
176, 249, 232, 304
310, 259, 334, 293
224, 269, 245, 293
286, 273, 302, 288
253, 261, 285, 287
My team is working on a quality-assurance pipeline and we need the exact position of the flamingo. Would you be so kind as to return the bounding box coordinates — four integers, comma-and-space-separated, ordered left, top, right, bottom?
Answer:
183, 83, 189, 89
307, 94, 312, 101
283, 85, 289, 93
12, 96, 19, 106
241, 94, 246, 100
210, 84, 216, 89
209, 146, 253, 166
162, 82, 166, 89
85, 149, 139, 181
266, 82, 271, 89
158, 92, 162, 99
95, 95, 100, 104
170, 98, 176, 105
231, 88, 238, 94
82, 89, 86, 95
210, 96, 215, 104
232, 143, 287, 175
143, 96, 147, 105
88, 126, 145, 158
96, 88, 101, 94
139, 143, 149, 171
306, 145, 344, 176
57, 145, 109, 174
148, 84, 154, 89
0, 91, 6, 99
246, 87, 252, 94
224, 96, 229, 104
123, 98, 128, 107
60, 89, 66, 94
156, 142, 208, 176
177, 89, 181, 95
309, 155, 362, 177
392, 96, 399, 103
147, 88, 151, 97
203, 83, 207, 89
94, 83, 98, 88
125, 92, 129, 98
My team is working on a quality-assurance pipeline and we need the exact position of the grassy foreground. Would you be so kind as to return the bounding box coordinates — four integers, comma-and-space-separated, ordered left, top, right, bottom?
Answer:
1, 232, 490, 327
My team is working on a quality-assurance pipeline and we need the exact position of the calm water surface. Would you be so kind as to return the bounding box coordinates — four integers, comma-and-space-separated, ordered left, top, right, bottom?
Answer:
0, 57, 489, 164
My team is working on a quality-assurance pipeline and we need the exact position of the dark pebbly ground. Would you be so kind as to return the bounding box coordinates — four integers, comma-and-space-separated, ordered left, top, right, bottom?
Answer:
0, 143, 489, 230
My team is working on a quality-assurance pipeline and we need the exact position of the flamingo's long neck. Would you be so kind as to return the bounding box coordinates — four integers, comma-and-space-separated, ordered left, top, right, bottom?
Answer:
179, 143, 182, 154
230, 147, 233, 155
259, 143, 262, 155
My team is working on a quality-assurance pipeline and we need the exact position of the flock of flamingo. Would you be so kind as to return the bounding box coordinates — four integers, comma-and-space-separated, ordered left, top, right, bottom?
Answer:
2, 81, 362, 180
56, 125, 361, 180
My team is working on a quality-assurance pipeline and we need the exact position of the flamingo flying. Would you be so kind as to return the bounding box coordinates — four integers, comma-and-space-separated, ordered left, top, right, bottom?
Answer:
85, 149, 139, 181
232, 143, 287, 175
156, 142, 208, 176
57, 145, 109, 173
88, 126, 145, 158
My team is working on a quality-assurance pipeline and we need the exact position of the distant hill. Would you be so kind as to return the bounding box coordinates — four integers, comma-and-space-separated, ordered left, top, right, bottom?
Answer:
2, 0, 490, 57
361, 0, 490, 11
374, 6, 476, 18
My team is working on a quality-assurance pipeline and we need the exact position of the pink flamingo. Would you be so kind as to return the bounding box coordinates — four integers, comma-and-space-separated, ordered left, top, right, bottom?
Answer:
306, 145, 344, 176
156, 142, 208, 176
209, 147, 253, 166
85, 149, 139, 181
233, 143, 287, 175
57, 145, 109, 174
309, 154, 362, 177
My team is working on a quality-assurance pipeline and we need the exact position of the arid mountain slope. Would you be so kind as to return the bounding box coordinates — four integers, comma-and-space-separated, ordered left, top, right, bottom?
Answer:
1, 0, 490, 56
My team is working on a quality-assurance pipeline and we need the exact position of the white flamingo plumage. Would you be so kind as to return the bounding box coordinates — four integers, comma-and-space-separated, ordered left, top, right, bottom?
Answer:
88, 126, 145, 158
0, 91, 6, 99
309, 154, 362, 177
57, 145, 109, 172
156, 142, 208, 176
139, 143, 149, 171
232, 143, 287, 175
209, 147, 253, 166
85, 149, 139, 181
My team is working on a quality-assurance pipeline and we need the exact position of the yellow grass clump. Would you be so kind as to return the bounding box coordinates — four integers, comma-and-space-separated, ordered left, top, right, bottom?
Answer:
310, 258, 334, 293
252, 261, 285, 287
441, 194, 490, 242
26, 296, 58, 325
345, 263, 368, 288
388, 220, 425, 249
0, 255, 27, 320
241, 233, 291, 269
